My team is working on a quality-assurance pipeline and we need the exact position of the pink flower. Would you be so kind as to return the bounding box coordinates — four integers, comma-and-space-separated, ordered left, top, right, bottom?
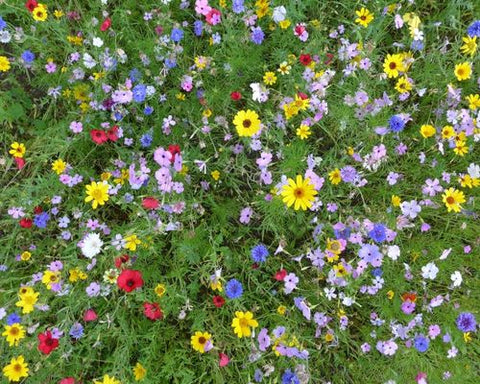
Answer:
83, 309, 98, 322
195, 0, 211, 16
206, 9, 221, 25
219, 353, 229, 367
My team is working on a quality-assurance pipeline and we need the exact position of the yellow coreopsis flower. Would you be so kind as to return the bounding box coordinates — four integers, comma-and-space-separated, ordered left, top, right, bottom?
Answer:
154, 284, 166, 297
391, 195, 401, 207
2, 356, 29, 382
133, 362, 146, 381
42, 270, 61, 290
231, 311, 258, 338
383, 54, 405, 78
328, 168, 342, 185
233, 110, 261, 137
94, 374, 122, 384
52, 159, 67, 175
355, 8, 374, 27
20, 251, 31, 261
9, 142, 26, 158
124, 234, 141, 251
281, 175, 317, 211
2, 323, 26, 347
296, 124, 311, 140
441, 125, 455, 139
420, 124, 436, 138
279, 19, 291, 29
15, 289, 39, 314
32, 4, 48, 21
460, 36, 477, 56
442, 188, 466, 212
466, 94, 480, 110
191, 331, 212, 353
85, 181, 110, 209
211, 170, 221, 181
0, 55, 11, 72
454, 62, 472, 81
395, 76, 412, 93
263, 71, 277, 85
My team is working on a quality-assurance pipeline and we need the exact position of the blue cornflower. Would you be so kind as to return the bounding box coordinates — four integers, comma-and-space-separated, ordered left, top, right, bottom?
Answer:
165, 58, 177, 69
193, 20, 203, 37
281, 369, 300, 384
414, 335, 429, 353
467, 20, 480, 37
456, 312, 477, 333
369, 223, 387, 243
132, 84, 147, 103
129, 68, 141, 83
170, 28, 184, 43
232, 0, 245, 13
410, 40, 424, 51
0, 16, 6, 30
34, 212, 50, 229
389, 115, 406, 133
371, 268, 383, 278
6, 313, 21, 325
251, 244, 269, 263
140, 133, 153, 148
144, 106, 154, 115
225, 279, 243, 299
254, 369, 263, 383
69, 322, 84, 339
250, 26, 265, 45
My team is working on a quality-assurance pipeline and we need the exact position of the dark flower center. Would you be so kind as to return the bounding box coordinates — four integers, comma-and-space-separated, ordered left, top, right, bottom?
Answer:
243, 119, 251, 128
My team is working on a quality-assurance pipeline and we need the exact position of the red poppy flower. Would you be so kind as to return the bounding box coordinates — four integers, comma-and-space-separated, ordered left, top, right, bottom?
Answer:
15, 157, 25, 170
142, 197, 159, 210
19, 218, 33, 228
38, 331, 59, 355
117, 269, 143, 292
274, 269, 287, 281
83, 309, 98, 322
100, 17, 111, 32
59, 378, 76, 384
90, 129, 108, 145
143, 302, 163, 320
401, 292, 417, 303
33, 206, 43, 214
106, 125, 119, 142
25, 0, 38, 12
299, 54, 312, 66
114, 254, 129, 269
213, 296, 225, 308
230, 91, 241, 101
168, 144, 181, 163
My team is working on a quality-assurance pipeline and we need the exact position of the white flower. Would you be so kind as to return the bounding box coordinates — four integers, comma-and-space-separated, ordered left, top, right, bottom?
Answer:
272, 6, 287, 23
324, 287, 336, 301
81, 233, 103, 259
146, 85, 156, 96
250, 82, 269, 103
451, 271, 462, 287
400, 200, 421, 219
83, 53, 97, 69
421, 262, 439, 280
467, 163, 480, 179
342, 296, 354, 306
386, 245, 400, 260
92, 37, 104, 47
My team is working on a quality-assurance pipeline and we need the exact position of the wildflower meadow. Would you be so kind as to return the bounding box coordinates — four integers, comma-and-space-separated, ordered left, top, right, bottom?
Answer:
1, 0, 480, 383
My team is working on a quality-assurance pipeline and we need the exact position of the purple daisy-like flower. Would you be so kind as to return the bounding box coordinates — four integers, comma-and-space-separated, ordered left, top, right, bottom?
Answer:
456, 312, 477, 333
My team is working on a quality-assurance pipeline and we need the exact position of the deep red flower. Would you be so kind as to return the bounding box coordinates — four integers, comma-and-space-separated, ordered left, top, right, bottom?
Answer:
294, 24, 306, 36
252, 263, 259, 269
297, 92, 308, 100
106, 125, 119, 142
117, 269, 143, 292
100, 17, 111, 32
168, 144, 181, 163
213, 296, 225, 308
19, 218, 33, 228
83, 309, 98, 322
114, 254, 130, 269
33, 206, 43, 214
274, 269, 287, 281
299, 54, 312, 66
15, 157, 25, 170
38, 331, 59, 355
401, 292, 417, 303
59, 378, 76, 384
230, 91, 241, 101
143, 302, 163, 320
25, 0, 38, 12
142, 197, 160, 210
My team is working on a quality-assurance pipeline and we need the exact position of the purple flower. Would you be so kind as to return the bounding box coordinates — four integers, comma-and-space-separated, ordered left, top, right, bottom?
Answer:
340, 166, 358, 183
456, 312, 477, 332
239, 207, 253, 224
414, 335, 429, 352
257, 328, 270, 351
69, 322, 84, 339
284, 273, 299, 294
6, 313, 21, 325
369, 223, 387, 243
467, 20, 480, 37
86, 282, 101, 297
294, 297, 311, 320
251, 244, 269, 263
250, 26, 265, 44
401, 301, 416, 314
358, 244, 382, 266
34, 212, 50, 229
389, 115, 406, 132
225, 279, 243, 299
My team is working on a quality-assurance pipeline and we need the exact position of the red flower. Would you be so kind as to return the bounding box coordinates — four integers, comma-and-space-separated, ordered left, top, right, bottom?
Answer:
59, 378, 76, 384
114, 254, 130, 269
299, 54, 312, 66
15, 157, 25, 170
106, 125, 119, 142
294, 24, 306, 36
142, 197, 159, 210
230, 91, 241, 101
83, 309, 98, 322
324, 53, 334, 65
38, 331, 59, 355
100, 18, 111, 32
90, 130, 108, 145
25, 0, 38, 12
19, 218, 33, 228
168, 144, 181, 163
219, 353, 229, 367
274, 269, 287, 281
205, 9, 221, 25
143, 302, 163, 320
297, 92, 308, 100
117, 269, 143, 292
213, 296, 225, 308
33, 206, 43, 214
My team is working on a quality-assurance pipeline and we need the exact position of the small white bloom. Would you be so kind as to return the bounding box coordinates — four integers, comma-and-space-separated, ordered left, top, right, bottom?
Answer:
451, 271, 462, 287
272, 6, 287, 23
81, 233, 103, 259
92, 37, 104, 47
250, 82, 269, 103
83, 53, 97, 69
421, 262, 439, 280
467, 163, 480, 179
400, 200, 421, 219
387, 245, 400, 260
